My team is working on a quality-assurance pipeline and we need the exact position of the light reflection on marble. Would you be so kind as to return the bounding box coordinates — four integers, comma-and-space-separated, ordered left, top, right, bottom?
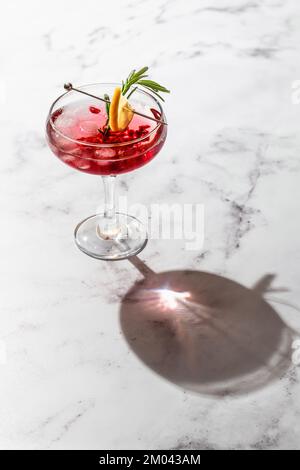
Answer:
1, 0, 300, 450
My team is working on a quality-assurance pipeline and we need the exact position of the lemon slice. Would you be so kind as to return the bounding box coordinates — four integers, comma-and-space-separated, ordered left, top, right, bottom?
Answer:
108, 87, 121, 131
118, 94, 134, 131
109, 87, 134, 131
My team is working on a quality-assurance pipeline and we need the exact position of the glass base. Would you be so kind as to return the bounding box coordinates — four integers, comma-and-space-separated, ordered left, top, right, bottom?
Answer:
74, 212, 148, 260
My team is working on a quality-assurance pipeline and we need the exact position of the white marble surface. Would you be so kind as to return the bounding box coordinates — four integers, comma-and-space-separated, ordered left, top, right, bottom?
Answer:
1, 0, 300, 450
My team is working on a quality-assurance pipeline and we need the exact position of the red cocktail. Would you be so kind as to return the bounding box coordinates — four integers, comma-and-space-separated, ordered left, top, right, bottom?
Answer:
46, 100, 166, 175
46, 80, 168, 260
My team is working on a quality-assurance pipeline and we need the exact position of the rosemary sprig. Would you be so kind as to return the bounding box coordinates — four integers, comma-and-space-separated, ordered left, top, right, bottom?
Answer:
102, 92, 111, 135
127, 86, 138, 100
97, 93, 110, 138
121, 66, 170, 101
104, 93, 110, 118
99, 66, 169, 136
98, 125, 110, 140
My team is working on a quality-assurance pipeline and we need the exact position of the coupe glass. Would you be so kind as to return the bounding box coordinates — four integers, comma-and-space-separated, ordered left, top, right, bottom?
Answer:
46, 83, 167, 260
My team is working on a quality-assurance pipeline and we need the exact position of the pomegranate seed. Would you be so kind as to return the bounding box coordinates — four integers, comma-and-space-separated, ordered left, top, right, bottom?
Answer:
89, 106, 101, 114
52, 108, 63, 122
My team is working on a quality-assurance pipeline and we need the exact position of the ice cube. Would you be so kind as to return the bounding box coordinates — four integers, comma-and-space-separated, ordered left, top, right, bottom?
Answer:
61, 141, 78, 152
62, 155, 76, 164
76, 160, 91, 170
79, 120, 99, 136
94, 148, 116, 159
55, 115, 76, 131
58, 129, 78, 151
70, 106, 94, 121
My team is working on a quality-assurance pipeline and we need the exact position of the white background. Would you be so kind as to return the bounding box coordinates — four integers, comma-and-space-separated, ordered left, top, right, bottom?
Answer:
1, 0, 300, 449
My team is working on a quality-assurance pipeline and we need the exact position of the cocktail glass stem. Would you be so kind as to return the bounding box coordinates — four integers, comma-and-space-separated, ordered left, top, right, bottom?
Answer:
97, 175, 120, 239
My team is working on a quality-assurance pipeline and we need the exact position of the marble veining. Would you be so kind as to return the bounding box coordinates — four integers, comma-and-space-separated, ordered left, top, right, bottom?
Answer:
1, 0, 300, 450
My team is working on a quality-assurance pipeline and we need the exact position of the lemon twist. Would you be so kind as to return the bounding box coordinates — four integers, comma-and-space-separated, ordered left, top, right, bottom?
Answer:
109, 87, 134, 131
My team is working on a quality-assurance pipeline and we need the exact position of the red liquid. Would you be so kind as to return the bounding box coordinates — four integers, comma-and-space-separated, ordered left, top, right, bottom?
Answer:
46, 101, 167, 175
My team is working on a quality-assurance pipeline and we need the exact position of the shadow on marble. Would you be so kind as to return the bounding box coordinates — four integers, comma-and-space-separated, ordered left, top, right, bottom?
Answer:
119, 258, 293, 396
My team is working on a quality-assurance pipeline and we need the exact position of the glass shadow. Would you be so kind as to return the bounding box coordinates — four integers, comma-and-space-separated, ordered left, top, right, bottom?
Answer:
120, 260, 292, 396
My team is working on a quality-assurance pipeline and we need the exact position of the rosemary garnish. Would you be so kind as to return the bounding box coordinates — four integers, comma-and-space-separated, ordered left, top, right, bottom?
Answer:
98, 93, 111, 138
104, 93, 110, 116
98, 125, 110, 140
127, 86, 138, 100
121, 66, 170, 101
99, 66, 169, 136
